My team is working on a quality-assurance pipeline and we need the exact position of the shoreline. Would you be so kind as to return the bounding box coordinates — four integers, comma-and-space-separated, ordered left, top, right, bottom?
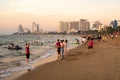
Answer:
5, 43, 79, 80
5, 53, 57, 80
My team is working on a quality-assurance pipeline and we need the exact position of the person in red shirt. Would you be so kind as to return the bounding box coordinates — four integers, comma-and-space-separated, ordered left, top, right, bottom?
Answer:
88, 38, 94, 53
26, 43, 30, 64
56, 39, 61, 60
88, 38, 93, 49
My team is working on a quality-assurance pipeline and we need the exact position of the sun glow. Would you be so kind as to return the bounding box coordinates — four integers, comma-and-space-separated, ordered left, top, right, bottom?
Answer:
0, 0, 120, 34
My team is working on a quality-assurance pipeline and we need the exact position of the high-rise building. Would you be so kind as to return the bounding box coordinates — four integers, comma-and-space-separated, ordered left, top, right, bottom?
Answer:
32, 22, 40, 33
69, 21, 79, 31
86, 22, 90, 31
32, 22, 36, 33
59, 21, 69, 32
92, 21, 102, 30
18, 25, 24, 33
36, 24, 39, 32
59, 19, 90, 33
113, 20, 118, 28
110, 20, 118, 28
118, 20, 120, 26
80, 19, 90, 31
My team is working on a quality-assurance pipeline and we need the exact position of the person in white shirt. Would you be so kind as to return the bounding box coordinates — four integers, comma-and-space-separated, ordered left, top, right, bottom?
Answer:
60, 40, 65, 59
64, 40, 68, 55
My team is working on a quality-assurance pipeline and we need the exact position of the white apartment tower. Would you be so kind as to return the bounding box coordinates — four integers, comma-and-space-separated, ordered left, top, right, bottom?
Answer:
69, 21, 79, 31
36, 24, 40, 32
59, 21, 69, 32
80, 19, 90, 31
93, 21, 102, 31
32, 22, 40, 33
32, 22, 36, 33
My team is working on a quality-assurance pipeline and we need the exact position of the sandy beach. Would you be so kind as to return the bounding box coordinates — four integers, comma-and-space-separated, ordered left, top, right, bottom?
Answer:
8, 36, 120, 80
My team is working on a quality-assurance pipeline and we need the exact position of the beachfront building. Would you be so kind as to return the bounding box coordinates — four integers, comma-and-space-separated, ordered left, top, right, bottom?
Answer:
86, 21, 90, 31
69, 21, 79, 31
59, 21, 69, 32
110, 20, 118, 28
102, 25, 109, 31
32, 22, 40, 34
36, 24, 40, 32
32, 22, 36, 33
92, 21, 102, 31
118, 20, 120, 26
18, 25, 24, 33
59, 19, 90, 33
79, 19, 90, 31
110, 20, 119, 28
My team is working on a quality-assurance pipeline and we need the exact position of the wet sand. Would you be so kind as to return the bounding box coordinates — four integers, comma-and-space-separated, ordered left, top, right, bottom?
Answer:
10, 37, 120, 80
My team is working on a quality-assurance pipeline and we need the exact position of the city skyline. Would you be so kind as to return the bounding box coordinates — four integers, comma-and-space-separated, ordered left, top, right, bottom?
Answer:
0, 0, 120, 34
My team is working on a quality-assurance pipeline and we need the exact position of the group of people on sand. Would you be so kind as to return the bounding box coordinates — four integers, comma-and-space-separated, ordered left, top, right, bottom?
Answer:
25, 39, 68, 64
25, 37, 93, 64
56, 39, 68, 60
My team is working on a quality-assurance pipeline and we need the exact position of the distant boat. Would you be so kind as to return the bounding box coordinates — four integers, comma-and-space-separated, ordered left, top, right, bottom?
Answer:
8, 44, 22, 50
8, 46, 22, 50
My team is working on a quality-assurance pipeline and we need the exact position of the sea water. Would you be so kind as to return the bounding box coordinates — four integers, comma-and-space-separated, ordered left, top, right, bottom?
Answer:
0, 34, 82, 80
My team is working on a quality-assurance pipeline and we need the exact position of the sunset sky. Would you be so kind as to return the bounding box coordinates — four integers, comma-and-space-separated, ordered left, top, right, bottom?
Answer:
0, 0, 120, 34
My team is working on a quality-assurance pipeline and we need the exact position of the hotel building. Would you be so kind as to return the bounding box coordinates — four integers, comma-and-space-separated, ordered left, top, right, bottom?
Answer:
80, 19, 90, 31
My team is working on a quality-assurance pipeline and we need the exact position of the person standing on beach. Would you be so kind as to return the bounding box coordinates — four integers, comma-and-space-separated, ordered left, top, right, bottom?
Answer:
56, 39, 61, 60
60, 40, 65, 59
64, 40, 68, 55
25, 43, 30, 64
88, 38, 94, 53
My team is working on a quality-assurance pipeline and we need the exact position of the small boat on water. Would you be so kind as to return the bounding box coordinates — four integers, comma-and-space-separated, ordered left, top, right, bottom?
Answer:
8, 46, 22, 50
8, 43, 22, 50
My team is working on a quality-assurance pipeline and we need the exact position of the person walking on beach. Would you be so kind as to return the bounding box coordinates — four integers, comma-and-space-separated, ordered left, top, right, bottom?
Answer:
60, 40, 65, 59
56, 39, 61, 60
25, 43, 30, 64
64, 40, 68, 55
88, 38, 94, 53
